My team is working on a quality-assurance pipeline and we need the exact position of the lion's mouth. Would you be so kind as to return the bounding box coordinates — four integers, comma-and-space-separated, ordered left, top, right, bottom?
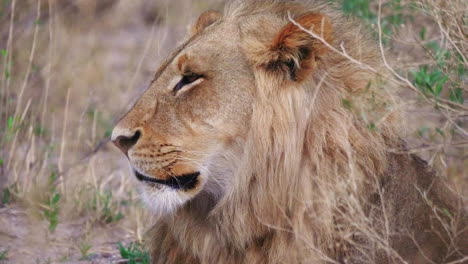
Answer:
134, 170, 200, 190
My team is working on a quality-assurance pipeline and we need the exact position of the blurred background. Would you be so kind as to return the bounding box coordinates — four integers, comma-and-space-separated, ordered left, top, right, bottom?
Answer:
0, 0, 466, 263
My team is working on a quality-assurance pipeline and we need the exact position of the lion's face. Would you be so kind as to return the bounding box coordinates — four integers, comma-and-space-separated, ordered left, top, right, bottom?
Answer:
112, 16, 255, 214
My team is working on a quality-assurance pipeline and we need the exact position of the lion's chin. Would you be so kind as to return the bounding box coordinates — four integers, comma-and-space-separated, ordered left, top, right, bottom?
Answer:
135, 169, 207, 215
139, 184, 196, 216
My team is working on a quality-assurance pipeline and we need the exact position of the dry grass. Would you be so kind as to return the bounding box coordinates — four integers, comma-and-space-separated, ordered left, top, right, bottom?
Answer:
0, 0, 222, 262
0, 0, 466, 263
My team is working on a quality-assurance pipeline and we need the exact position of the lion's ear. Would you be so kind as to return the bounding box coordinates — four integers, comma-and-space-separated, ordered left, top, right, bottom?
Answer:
266, 13, 333, 82
191, 10, 222, 35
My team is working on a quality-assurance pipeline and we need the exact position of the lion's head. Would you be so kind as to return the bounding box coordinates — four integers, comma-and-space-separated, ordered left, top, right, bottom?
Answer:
111, 2, 348, 214
112, 0, 396, 221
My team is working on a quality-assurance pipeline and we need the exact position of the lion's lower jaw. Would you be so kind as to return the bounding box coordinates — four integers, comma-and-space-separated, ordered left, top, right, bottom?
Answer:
138, 166, 224, 216
140, 185, 194, 216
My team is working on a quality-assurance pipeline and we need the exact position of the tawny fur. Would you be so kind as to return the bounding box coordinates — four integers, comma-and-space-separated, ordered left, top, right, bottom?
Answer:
112, 0, 467, 263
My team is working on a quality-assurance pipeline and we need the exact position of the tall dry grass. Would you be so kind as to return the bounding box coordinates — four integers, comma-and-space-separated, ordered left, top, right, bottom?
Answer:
0, 0, 466, 263
0, 0, 221, 262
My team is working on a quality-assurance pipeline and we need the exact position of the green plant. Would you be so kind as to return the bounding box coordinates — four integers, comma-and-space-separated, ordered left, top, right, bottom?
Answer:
341, 0, 375, 20
2, 51, 10, 79
78, 241, 93, 260
412, 40, 465, 104
42, 172, 61, 232
341, 98, 352, 110
33, 124, 47, 136
412, 65, 447, 98
1, 183, 18, 206
330, 0, 406, 37
0, 250, 8, 260
330, 0, 406, 42
2, 187, 10, 205
91, 190, 124, 224
3, 116, 18, 143
119, 242, 150, 264
7, 115, 14, 130
449, 88, 464, 104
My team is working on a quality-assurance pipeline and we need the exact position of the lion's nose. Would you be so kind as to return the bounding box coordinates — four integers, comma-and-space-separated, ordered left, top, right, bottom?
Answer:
112, 129, 141, 155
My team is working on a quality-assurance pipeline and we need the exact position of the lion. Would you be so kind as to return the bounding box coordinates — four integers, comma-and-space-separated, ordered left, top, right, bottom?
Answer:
111, 0, 467, 263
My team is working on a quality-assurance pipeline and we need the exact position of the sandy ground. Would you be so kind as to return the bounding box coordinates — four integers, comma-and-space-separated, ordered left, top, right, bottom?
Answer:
0, 205, 128, 263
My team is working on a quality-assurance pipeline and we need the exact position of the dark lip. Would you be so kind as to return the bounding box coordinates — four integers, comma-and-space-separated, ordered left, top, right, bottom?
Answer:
134, 170, 200, 190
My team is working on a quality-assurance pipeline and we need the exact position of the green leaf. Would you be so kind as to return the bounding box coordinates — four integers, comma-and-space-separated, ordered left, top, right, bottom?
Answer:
52, 193, 60, 204
0, 49, 6, 57
419, 27, 426, 40
449, 88, 464, 104
49, 218, 58, 232
119, 243, 129, 259
425, 41, 439, 52
342, 99, 352, 110
104, 129, 112, 138
434, 83, 443, 97
2, 188, 10, 205
49, 172, 57, 184
34, 125, 46, 136
119, 242, 150, 263
114, 212, 124, 222
457, 63, 466, 77
7, 116, 13, 131
435, 128, 445, 137
0, 250, 8, 261
418, 126, 428, 137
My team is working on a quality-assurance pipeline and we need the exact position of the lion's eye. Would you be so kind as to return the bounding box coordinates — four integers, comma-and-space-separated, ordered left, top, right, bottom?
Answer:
173, 74, 202, 94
